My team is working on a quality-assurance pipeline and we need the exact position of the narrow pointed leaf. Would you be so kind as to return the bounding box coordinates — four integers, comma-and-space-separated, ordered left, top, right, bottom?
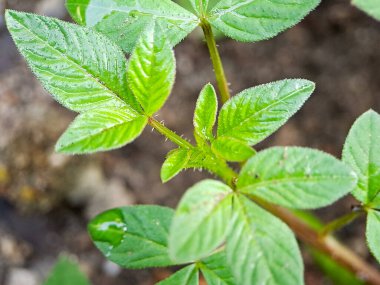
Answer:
200, 251, 236, 285
128, 23, 175, 115
353, 0, 380, 21
238, 147, 357, 209
343, 110, 380, 205
169, 180, 233, 263
208, 0, 320, 42
157, 265, 199, 285
194, 83, 218, 141
88, 206, 176, 269
366, 210, 380, 263
161, 148, 191, 183
66, 0, 198, 53
56, 107, 147, 154
226, 195, 303, 285
217, 79, 315, 146
212, 137, 255, 162
6, 10, 139, 112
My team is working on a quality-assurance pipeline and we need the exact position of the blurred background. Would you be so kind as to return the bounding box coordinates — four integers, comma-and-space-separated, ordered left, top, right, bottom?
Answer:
0, 0, 380, 284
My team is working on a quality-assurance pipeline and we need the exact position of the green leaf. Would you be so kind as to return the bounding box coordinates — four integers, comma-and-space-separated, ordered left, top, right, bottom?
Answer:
194, 83, 218, 142
238, 147, 357, 209
343, 110, 380, 206
353, 0, 380, 21
43, 256, 90, 285
199, 251, 236, 285
211, 137, 255, 162
56, 107, 147, 154
208, 0, 320, 42
66, 0, 198, 53
226, 195, 303, 285
161, 148, 191, 183
217, 79, 315, 146
5, 10, 139, 113
157, 265, 199, 285
169, 180, 233, 263
88, 205, 177, 269
127, 23, 175, 115
366, 210, 380, 263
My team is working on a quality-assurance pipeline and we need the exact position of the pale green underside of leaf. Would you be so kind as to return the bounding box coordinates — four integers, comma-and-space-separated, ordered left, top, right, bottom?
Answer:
366, 210, 380, 264
212, 137, 255, 162
56, 107, 147, 154
6, 10, 139, 113
43, 256, 90, 285
161, 148, 191, 182
238, 147, 357, 209
200, 251, 236, 285
128, 23, 175, 115
157, 264, 199, 285
226, 195, 303, 285
343, 110, 380, 206
88, 206, 177, 269
169, 180, 233, 263
217, 79, 315, 146
208, 0, 320, 42
194, 83, 218, 141
353, 0, 380, 21
66, 0, 198, 53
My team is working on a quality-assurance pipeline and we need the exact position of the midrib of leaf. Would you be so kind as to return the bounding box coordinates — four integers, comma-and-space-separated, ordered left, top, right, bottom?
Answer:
15, 16, 128, 109
199, 262, 229, 284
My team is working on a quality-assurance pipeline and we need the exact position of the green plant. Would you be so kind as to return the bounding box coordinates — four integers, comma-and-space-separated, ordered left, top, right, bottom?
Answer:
5, 1, 380, 284
353, 0, 380, 21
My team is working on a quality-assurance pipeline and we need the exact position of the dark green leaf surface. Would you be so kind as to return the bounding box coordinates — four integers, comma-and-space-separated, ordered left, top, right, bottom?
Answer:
217, 79, 315, 146
343, 110, 380, 206
211, 137, 255, 162
353, 0, 380, 21
169, 180, 233, 263
157, 265, 199, 285
128, 23, 175, 115
56, 107, 147, 154
6, 10, 139, 112
43, 256, 90, 285
226, 195, 303, 285
161, 148, 191, 182
208, 0, 320, 42
200, 251, 236, 285
238, 147, 357, 209
88, 206, 176, 269
66, 0, 198, 53
366, 210, 380, 263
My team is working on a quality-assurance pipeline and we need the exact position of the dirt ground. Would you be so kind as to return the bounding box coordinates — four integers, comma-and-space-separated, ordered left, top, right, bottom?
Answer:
0, 0, 380, 284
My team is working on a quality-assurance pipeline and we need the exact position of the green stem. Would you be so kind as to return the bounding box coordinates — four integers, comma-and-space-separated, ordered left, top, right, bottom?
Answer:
201, 20, 231, 104
320, 208, 364, 237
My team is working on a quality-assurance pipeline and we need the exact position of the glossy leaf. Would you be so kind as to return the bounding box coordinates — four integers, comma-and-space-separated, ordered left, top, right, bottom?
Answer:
194, 83, 218, 142
217, 79, 315, 146
88, 206, 176, 269
66, 0, 198, 53
353, 0, 380, 21
56, 107, 147, 154
169, 180, 233, 263
43, 256, 90, 285
157, 265, 199, 285
208, 0, 320, 42
226, 195, 303, 285
366, 210, 380, 263
161, 148, 191, 183
238, 147, 357, 209
6, 10, 139, 112
343, 110, 380, 206
211, 137, 255, 162
200, 251, 236, 285
128, 23, 175, 115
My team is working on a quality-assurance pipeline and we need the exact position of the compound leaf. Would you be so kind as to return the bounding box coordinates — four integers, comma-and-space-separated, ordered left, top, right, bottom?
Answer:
200, 251, 236, 285
208, 0, 320, 42
226, 195, 303, 285
366, 210, 380, 263
194, 83, 218, 142
343, 110, 380, 206
128, 23, 175, 115
238, 147, 357, 209
56, 107, 147, 154
169, 180, 233, 263
217, 79, 315, 146
157, 264, 199, 285
161, 148, 191, 183
6, 10, 139, 113
212, 137, 255, 162
353, 0, 380, 21
66, 0, 198, 53
88, 206, 176, 269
